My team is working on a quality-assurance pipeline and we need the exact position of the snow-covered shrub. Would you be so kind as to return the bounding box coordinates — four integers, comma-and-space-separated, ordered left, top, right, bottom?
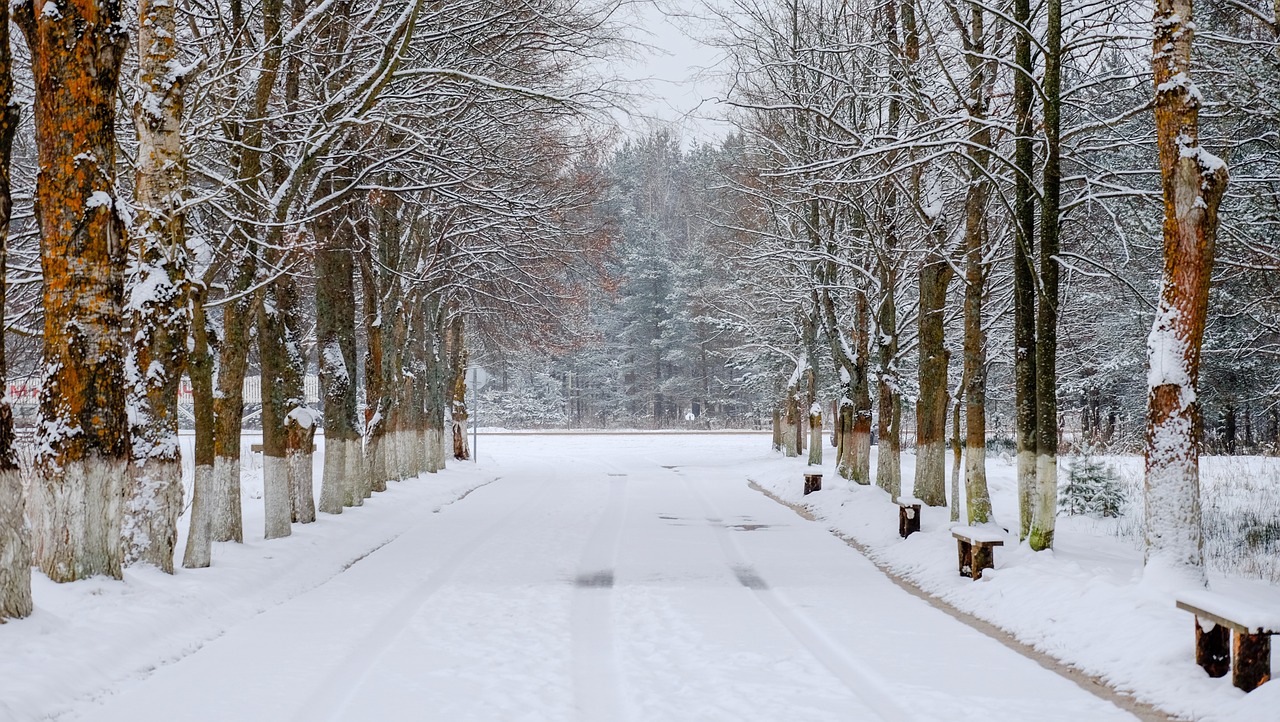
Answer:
1059, 452, 1125, 518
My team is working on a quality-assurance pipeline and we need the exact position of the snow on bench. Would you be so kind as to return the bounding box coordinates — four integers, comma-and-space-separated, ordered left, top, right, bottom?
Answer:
1176, 589, 1280, 692
895, 497, 923, 538
951, 526, 1004, 580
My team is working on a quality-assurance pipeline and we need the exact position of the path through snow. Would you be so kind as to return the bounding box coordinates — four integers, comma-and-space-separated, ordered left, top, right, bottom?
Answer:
51, 436, 1137, 721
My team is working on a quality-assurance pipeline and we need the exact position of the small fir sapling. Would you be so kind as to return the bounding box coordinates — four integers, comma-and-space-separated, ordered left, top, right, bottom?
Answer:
1060, 450, 1125, 518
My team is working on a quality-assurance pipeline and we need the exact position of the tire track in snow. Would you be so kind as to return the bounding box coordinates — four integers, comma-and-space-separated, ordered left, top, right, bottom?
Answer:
571, 472, 629, 722
291, 474, 553, 722
672, 468, 917, 722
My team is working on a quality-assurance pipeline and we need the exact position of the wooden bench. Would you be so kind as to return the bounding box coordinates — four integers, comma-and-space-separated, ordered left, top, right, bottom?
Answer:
803, 473, 822, 495
1176, 590, 1280, 692
952, 526, 1004, 580
895, 496, 922, 538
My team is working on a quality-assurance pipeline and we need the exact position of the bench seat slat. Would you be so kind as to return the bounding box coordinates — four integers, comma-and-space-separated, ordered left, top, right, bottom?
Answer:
1176, 591, 1280, 635
952, 526, 1005, 545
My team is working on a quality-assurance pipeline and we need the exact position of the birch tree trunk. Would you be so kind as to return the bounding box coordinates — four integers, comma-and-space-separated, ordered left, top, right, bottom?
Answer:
123, 0, 189, 572
0, 8, 28, 616
1144, 0, 1226, 584
18, 0, 131, 582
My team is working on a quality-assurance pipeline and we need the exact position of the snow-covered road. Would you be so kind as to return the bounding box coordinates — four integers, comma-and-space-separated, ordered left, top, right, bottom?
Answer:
71, 436, 1137, 721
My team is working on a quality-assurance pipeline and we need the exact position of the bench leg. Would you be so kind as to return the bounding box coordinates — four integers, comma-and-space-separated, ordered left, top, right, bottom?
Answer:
957, 539, 973, 578
1194, 620, 1230, 678
971, 543, 995, 580
1233, 631, 1271, 692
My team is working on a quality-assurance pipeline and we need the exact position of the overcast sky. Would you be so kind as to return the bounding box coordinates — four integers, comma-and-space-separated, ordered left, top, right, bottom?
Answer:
611, 2, 735, 143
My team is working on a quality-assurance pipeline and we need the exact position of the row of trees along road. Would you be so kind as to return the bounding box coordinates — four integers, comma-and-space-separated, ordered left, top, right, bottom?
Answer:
0, 0, 626, 620
708, 0, 1261, 585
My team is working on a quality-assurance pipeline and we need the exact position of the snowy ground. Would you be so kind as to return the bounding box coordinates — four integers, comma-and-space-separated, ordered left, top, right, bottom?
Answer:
0, 434, 1274, 720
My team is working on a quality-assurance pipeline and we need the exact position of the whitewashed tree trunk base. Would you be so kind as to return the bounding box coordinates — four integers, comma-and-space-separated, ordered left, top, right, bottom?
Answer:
210, 455, 242, 543
1030, 453, 1058, 549
319, 440, 346, 515
263, 456, 291, 540
182, 463, 214, 569
0, 467, 31, 618
123, 459, 183, 573
31, 457, 127, 582
288, 448, 314, 524
366, 436, 386, 493
345, 439, 365, 504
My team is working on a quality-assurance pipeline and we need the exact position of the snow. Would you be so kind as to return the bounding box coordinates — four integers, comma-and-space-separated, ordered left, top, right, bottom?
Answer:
86, 191, 114, 210
1, 435, 1275, 721
1177, 589, 1280, 634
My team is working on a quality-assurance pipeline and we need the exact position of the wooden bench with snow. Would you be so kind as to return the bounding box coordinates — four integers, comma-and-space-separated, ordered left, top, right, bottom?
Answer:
896, 496, 922, 538
1176, 589, 1280, 692
952, 526, 1004, 580
803, 473, 822, 496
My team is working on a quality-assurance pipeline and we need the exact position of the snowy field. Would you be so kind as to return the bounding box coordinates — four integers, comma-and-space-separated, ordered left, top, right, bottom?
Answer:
0, 434, 1275, 721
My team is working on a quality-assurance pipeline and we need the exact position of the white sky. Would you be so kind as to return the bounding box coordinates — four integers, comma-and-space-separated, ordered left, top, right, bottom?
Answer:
610, 2, 736, 143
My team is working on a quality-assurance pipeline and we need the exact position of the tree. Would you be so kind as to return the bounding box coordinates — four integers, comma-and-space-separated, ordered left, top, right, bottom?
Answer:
123, 0, 191, 573
1143, 0, 1227, 585
0, 0, 28, 617
17, 0, 131, 582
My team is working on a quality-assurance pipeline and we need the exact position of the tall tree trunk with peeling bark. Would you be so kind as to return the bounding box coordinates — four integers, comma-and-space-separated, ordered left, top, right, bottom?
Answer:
123, 0, 189, 572
0, 5, 28, 617
18, 0, 131, 582
1144, 0, 1226, 584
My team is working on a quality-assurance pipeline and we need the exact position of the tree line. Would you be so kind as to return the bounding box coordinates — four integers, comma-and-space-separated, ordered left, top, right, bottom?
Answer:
0, 0, 625, 620
704, 0, 1259, 583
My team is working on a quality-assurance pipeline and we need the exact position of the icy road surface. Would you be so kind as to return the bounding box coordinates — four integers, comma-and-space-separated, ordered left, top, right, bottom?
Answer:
75, 435, 1137, 721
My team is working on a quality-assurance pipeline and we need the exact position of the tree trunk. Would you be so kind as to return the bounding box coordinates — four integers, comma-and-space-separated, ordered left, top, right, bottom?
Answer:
913, 254, 952, 507
448, 314, 470, 461
183, 289, 215, 568
1144, 0, 1226, 583
18, 0, 131, 582
123, 0, 189, 573
0, 10, 27, 615
850, 292, 872, 482
1030, 0, 1063, 551
960, 3, 992, 526
1012, 0, 1037, 540
875, 246, 901, 498
211, 276, 251, 543
316, 203, 360, 515
258, 270, 314, 538
359, 236, 386, 495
